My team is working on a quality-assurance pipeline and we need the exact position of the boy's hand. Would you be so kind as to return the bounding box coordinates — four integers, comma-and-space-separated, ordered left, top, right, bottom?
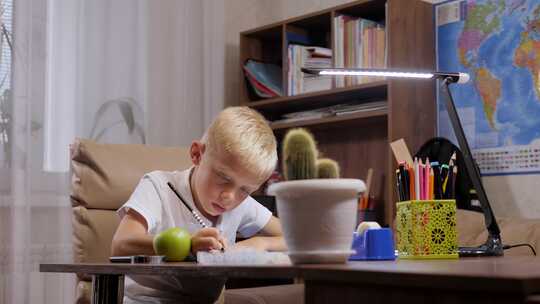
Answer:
232, 217, 287, 252
191, 227, 228, 253
234, 236, 267, 251
234, 236, 287, 252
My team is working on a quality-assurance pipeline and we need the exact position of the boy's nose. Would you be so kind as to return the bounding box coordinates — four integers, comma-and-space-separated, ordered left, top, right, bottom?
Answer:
219, 189, 234, 202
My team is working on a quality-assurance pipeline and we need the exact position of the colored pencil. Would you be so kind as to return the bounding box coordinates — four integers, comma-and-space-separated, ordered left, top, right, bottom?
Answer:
429, 168, 434, 200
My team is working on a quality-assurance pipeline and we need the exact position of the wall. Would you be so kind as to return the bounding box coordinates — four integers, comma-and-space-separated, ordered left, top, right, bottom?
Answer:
147, 0, 225, 146
223, 0, 539, 219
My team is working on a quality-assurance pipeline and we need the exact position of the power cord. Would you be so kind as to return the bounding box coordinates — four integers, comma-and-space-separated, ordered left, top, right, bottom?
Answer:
503, 243, 536, 256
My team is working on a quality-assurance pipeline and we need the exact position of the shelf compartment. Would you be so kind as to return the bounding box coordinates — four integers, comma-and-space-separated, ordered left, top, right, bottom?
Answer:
285, 12, 332, 48
240, 25, 284, 102
285, 12, 332, 98
240, 25, 283, 63
333, 0, 386, 22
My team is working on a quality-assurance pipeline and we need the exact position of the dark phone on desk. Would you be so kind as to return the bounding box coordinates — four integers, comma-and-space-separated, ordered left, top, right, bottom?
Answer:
109, 255, 149, 264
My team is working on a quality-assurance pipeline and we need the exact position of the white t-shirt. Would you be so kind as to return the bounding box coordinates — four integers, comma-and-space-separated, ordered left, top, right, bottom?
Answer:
117, 168, 272, 304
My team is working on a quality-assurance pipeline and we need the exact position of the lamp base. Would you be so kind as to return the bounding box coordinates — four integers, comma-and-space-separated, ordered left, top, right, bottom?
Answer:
458, 234, 504, 257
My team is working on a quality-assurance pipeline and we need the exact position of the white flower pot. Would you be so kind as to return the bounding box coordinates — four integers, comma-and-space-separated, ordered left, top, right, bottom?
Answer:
268, 179, 365, 264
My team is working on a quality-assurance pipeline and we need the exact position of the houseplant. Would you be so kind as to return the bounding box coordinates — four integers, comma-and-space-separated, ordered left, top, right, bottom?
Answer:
268, 128, 364, 264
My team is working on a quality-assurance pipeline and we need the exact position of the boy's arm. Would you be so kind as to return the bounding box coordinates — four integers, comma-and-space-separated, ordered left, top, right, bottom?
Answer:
111, 209, 155, 256
111, 209, 227, 256
235, 216, 287, 251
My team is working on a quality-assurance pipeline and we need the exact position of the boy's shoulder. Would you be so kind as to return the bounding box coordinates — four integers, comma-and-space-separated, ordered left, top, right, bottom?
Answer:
142, 169, 189, 189
144, 169, 178, 179
145, 168, 188, 178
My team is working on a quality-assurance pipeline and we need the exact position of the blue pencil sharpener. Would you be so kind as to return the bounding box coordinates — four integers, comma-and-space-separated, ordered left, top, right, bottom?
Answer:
349, 228, 396, 261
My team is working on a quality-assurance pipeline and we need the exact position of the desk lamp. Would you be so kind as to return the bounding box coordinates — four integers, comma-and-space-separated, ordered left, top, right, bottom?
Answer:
302, 67, 504, 257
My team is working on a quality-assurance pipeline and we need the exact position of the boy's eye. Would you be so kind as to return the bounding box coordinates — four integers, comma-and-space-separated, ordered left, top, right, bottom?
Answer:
215, 171, 230, 183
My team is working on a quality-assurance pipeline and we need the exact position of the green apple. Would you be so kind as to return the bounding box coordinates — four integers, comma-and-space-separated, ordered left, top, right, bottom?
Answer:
153, 227, 191, 261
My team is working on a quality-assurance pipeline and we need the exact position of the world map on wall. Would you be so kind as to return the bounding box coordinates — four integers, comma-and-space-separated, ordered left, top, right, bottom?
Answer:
437, 0, 540, 175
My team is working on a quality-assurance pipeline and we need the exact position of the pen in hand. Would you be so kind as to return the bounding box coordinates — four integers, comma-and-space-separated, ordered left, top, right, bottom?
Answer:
167, 182, 226, 252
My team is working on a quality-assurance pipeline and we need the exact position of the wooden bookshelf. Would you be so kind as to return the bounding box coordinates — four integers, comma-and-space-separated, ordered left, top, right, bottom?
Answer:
239, 0, 436, 226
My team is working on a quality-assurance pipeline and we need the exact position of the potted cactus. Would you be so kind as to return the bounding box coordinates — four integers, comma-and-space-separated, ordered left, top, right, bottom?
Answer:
268, 128, 365, 264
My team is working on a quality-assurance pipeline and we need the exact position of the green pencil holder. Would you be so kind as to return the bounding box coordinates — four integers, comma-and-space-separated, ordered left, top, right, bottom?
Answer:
396, 200, 459, 259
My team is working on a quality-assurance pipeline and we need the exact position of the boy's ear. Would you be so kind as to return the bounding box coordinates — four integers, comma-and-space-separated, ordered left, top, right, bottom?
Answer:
190, 141, 206, 165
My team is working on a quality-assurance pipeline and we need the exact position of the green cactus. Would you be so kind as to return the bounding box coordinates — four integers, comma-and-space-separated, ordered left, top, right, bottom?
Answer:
317, 158, 340, 178
282, 128, 318, 180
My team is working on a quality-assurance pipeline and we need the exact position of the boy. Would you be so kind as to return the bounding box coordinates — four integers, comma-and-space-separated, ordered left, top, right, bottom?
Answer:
111, 106, 286, 303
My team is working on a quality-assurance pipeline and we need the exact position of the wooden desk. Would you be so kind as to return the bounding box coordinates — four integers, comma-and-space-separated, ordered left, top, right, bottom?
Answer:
301, 257, 540, 304
41, 256, 540, 304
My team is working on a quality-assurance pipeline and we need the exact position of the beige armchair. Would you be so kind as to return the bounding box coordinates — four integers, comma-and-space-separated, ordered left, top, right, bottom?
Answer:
70, 138, 303, 304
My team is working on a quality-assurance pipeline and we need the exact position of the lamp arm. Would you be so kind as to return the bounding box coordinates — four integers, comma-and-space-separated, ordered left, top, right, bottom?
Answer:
440, 78, 503, 248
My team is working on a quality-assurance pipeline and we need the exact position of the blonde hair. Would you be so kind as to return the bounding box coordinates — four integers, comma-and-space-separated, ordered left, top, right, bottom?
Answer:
202, 106, 277, 181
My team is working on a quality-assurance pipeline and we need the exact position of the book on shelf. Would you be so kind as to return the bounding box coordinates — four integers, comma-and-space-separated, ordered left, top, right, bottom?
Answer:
244, 70, 275, 98
273, 110, 333, 125
305, 46, 332, 58
332, 101, 387, 116
243, 60, 283, 99
270, 101, 388, 125
288, 44, 333, 96
333, 14, 386, 88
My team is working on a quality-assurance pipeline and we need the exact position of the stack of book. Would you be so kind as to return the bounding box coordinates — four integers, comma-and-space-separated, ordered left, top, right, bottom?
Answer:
243, 60, 283, 99
271, 100, 387, 125
288, 45, 333, 95
334, 15, 386, 87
